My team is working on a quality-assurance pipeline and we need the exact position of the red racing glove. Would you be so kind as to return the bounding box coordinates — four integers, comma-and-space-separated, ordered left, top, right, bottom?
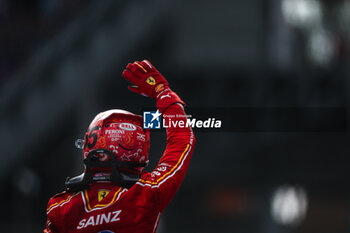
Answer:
122, 60, 185, 112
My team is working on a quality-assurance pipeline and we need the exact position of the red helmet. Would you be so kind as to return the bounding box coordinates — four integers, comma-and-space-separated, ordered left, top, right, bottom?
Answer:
82, 109, 150, 173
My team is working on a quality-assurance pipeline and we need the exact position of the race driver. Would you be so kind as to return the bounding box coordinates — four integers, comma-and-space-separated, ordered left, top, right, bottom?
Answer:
44, 60, 195, 233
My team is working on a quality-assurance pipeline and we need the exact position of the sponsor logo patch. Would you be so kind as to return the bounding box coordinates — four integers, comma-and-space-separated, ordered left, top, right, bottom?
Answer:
146, 76, 156, 85
119, 123, 136, 131
155, 83, 164, 93
98, 190, 110, 202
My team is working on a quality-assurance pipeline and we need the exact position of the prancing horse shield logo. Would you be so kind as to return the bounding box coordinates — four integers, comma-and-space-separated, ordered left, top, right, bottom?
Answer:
98, 190, 110, 202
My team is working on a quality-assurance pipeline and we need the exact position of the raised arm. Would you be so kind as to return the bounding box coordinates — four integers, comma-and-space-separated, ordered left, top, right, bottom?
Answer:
122, 60, 195, 211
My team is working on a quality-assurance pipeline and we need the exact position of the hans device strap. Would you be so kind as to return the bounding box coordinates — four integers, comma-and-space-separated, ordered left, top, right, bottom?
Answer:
65, 149, 147, 192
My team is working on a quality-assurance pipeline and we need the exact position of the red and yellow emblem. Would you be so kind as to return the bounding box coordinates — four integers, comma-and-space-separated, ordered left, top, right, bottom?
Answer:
98, 190, 110, 202
146, 76, 156, 85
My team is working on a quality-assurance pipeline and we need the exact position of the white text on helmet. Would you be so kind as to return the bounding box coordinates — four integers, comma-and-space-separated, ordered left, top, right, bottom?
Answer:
119, 123, 137, 131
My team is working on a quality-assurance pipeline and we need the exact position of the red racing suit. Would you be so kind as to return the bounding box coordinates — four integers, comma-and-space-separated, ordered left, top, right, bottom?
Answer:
44, 103, 195, 233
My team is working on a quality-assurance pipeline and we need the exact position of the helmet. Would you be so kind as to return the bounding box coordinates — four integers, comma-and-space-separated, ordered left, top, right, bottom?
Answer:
65, 109, 150, 192
83, 109, 150, 173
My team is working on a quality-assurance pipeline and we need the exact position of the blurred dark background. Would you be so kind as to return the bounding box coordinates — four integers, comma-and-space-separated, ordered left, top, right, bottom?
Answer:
0, 0, 349, 232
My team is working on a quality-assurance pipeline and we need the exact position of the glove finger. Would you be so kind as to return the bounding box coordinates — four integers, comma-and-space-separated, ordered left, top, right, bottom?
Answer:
125, 62, 140, 74
128, 86, 150, 97
128, 64, 149, 78
122, 69, 140, 84
141, 60, 154, 72
126, 63, 134, 71
133, 61, 148, 73
125, 63, 139, 73
128, 85, 141, 94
